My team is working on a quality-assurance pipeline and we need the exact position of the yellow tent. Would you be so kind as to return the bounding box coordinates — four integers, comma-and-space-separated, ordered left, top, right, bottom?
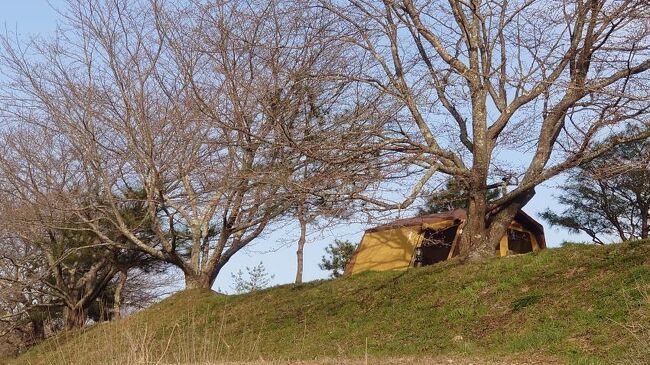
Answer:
345, 209, 545, 275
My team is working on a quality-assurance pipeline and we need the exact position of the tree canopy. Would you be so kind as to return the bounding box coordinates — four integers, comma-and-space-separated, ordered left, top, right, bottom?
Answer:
543, 137, 650, 243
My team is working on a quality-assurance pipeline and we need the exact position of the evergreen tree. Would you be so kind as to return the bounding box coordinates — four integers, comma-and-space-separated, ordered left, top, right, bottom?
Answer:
230, 262, 275, 294
418, 179, 501, 215
319, 240, 356, 278
542, 137, 649, 243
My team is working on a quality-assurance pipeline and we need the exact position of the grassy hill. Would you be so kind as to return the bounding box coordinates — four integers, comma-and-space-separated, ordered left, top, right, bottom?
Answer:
10, 240, 650, 365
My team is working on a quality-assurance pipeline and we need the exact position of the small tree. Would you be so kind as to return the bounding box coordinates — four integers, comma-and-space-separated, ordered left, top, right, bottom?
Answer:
0, 129, 167, 330
542, 137, 650, 244
230, 262, 275, 294
319, 240, 356, 278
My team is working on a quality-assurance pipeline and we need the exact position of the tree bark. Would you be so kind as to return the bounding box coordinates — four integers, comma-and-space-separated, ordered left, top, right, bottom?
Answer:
459, 189, 493, 259
459, 188, 537, 259
31, 318, 45, 341
639, 200, 649, 239
295, 213, 308, 284
184, 273, 212, 290
112, 269, 128, 320
489, 189, 537, 250
63, 306, 85, 330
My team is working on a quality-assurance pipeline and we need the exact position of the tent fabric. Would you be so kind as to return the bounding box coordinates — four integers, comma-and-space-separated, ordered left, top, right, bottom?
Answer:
346, 209, 545, 275
365, 208, 467, 233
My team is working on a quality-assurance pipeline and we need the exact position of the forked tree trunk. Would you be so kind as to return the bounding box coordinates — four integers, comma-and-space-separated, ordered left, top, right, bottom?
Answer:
184, 273, 212, 290
63, 306, 85, 330
295, 213, 308, 284
184, 251, 239, 290
459, 188, 536, 259
459, 189, 493, 259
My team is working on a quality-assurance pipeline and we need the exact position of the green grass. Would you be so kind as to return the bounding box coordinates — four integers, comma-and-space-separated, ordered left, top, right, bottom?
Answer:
10, 240, 650, 364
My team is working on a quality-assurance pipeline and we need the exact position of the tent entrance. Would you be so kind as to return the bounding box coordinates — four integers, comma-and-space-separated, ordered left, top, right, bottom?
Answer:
507, 229, 533, 254
413, 225, 459, 267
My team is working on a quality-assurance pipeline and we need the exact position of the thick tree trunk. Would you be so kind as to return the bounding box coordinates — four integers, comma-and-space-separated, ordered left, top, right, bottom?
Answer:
184, 273, 212, 289
295, 214, 308, 284
459, 189, 493, 259
112, 269, 128, 320
63, 306, 85, 330
459, 188, 537, 259
485, 205, 522, 252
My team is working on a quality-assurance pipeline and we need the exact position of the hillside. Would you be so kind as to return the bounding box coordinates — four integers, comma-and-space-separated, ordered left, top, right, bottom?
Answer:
10, 240, 650, 365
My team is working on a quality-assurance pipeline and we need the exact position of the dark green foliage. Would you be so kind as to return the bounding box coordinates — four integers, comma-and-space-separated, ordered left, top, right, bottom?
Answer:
9, 188, 168, 332
319, 239, 356, 277
542, 136, 649, 243
418, 178, 500, 215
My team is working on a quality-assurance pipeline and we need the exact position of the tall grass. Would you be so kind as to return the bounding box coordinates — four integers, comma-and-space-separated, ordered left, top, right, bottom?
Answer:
41, 303, 269, 364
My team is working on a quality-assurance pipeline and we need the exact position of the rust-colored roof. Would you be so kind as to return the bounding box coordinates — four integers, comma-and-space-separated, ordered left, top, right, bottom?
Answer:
366, 208, 466, 233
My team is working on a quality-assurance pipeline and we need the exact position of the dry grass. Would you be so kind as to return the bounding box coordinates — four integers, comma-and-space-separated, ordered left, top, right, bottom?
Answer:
178, 355, 563, 365
34, 322, 564, 365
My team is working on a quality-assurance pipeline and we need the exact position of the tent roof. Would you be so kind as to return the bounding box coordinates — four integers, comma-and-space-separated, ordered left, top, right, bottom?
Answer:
513, 210, 544, 237
366, 208, 467, 233
366, 208, 545, 241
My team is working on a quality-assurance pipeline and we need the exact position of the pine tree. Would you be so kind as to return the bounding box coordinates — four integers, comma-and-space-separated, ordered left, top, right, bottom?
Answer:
319, 240, 356, 278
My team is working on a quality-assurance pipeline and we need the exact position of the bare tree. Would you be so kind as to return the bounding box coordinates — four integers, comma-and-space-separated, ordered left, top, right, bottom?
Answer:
320, 0, 650, 258
0, 204, 119, 331
289, 176, 354, 284
0, 128, 121, 330
0, 0, 388, 289
0, 234, 56, 350
0, 126, 168, 329
278, 95, 384, 283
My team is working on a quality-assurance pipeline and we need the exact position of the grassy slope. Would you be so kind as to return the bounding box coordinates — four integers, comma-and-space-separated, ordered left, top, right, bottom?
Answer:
11, 240, 650, 365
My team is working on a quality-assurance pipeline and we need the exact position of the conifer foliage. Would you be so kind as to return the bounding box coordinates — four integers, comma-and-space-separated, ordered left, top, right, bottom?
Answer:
542, 137, 650, 243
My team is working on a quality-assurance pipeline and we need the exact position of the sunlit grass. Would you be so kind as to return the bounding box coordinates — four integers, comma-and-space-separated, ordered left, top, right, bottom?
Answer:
10, 240, 650, 365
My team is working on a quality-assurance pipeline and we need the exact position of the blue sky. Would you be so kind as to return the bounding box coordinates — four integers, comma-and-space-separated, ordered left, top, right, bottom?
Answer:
0, 0, 590, 292
1, 1, 61, 36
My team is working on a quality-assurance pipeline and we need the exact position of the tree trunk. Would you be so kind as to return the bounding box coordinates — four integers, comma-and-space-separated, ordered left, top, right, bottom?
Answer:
295, 213, 308, 284
486, 205, 522, 252
184, 273, 212, 289
459, 188, 536, 259
640, 202, 649, 239
31, 318, 45, 342
112, 269, 128, 320
63, 306, 85, 330
459, 189, 493, 259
